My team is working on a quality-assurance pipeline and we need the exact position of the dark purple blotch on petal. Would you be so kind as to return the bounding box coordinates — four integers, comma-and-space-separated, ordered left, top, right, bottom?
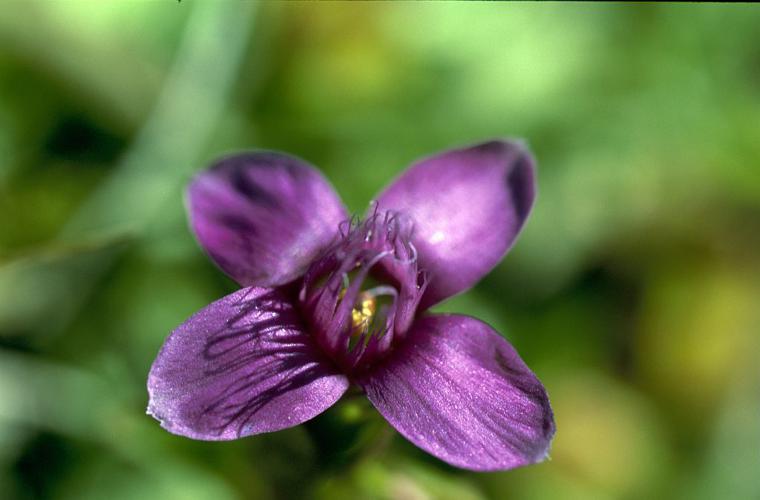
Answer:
188, 152, 348, 288
375, 140, 537, 308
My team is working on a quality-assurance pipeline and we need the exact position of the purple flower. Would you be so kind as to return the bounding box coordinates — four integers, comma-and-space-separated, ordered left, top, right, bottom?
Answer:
147, 140, 555, 471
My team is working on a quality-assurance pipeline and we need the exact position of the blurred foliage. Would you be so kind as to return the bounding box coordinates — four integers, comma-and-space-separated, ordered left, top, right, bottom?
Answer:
1, 2, 759, 499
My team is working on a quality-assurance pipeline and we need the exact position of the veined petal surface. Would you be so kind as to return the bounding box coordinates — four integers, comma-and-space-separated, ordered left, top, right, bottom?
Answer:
148, 287, 349, 440
360, 314, 554, 471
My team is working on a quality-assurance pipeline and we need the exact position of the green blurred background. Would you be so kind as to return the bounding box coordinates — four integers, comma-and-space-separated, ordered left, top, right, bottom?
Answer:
1, 2, 759, 499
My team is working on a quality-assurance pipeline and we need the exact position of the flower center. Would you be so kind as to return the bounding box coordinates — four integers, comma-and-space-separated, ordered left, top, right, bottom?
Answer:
299, 208, 427, 374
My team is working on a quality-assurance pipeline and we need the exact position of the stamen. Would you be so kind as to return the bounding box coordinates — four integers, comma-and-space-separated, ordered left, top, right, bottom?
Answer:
351, 293, 376, 330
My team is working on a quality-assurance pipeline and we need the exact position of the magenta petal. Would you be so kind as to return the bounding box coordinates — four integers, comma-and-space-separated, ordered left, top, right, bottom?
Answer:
147, 287, 349, 440
188, 152, 348, 287
375, 140, 536, 308
360, 314, 554, 471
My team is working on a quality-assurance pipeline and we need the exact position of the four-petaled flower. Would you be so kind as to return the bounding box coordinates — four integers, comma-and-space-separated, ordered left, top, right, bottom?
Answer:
147, 140, 555, 471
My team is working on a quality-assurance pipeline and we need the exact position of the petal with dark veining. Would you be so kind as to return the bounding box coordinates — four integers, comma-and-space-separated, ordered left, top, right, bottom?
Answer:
148, 287, 349, 440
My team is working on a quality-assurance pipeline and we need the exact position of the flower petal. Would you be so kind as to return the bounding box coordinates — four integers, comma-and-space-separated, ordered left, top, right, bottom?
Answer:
147, 287, 349, 440
360, 314, 554, 471
375, 140, 536, 308
188, 152, 348, 287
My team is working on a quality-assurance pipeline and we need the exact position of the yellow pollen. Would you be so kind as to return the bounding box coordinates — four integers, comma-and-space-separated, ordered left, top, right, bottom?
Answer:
351, 295, 376, 330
